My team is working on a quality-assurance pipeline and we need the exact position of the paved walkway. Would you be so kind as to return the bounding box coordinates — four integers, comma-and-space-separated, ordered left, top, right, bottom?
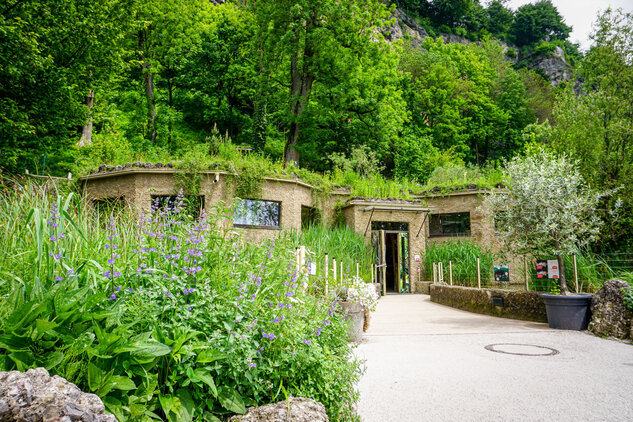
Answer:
357, 294, 633, 422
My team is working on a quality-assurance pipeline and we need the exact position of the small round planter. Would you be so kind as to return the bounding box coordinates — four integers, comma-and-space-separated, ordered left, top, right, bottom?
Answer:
339, 301, 365, 342
541, 293, 592, 330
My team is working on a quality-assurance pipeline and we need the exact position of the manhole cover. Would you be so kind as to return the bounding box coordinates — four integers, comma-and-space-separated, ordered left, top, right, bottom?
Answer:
485, 343, 559, 356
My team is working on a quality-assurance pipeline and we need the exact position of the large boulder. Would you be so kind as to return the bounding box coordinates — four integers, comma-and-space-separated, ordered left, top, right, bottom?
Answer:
228, 397, 328, 422
588, 279, 633, 339
0, 367, 116, 422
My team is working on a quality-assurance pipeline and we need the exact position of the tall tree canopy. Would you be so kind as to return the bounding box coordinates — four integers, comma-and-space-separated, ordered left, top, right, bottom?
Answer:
250, 0, 404, 167
510, 0, 571, 47
0, 0, 135, 174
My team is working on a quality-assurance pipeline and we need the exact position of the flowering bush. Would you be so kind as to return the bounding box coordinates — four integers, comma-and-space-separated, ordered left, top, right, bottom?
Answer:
339, 276, 379, 312
0, 182, 366, 422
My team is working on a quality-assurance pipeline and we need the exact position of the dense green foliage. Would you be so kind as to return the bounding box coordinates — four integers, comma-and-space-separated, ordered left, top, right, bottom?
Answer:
0, 180, 374, 421
2, 2, 632, 250
524, 9, 633, 251
2, 0, 557, 178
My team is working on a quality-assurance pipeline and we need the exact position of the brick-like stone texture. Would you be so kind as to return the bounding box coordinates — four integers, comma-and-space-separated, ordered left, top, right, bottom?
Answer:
430, 284, 548, 322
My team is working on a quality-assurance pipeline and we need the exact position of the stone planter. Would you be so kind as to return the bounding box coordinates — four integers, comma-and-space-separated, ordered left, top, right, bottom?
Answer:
372, 283, 382, 298
339, 301, 365, 342
541, 293, 592, 330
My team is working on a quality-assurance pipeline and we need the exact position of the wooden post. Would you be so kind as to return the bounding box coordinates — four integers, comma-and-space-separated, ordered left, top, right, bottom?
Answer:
573, 254, 579, 293
477, 258, 481, 289
325, 254, 329, 296
380, 230, 386, 296
295, 248, 300, 272
356, 262, 359, 278
524, 256, 529, 291
299, 246, 306, 268
333, 258, 337, 282
449, 260, 453, 286
438, 262, 443, 283
433, 262, 437, 283
371, 264, 374, 283
340, 261, 343, 285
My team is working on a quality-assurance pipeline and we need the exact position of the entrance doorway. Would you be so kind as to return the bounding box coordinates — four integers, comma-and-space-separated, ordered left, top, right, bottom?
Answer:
371, 222, 410, 294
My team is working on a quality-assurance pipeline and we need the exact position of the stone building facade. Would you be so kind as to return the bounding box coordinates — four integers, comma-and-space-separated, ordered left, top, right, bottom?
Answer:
80, 168, 503, 293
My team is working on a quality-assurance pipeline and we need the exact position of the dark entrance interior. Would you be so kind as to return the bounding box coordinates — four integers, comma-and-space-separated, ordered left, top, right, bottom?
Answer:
372, 222, 410, 294
385, 233, 398, 292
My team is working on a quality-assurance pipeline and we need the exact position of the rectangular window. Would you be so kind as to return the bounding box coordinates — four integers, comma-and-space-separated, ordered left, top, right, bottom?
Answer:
301, 206, 321, 228
151, 195, 205, 218
429, 212, 471, 237
234, 199, 281, 229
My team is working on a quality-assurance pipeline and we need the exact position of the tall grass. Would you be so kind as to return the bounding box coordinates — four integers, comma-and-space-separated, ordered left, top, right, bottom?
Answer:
292, 224, 374, 281
424, 240, 494, 286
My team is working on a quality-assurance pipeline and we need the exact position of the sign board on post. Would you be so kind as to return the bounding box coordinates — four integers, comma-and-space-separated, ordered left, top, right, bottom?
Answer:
414, 255, 421, 262
494, 265, 509, 282
309, 262, 317, 276
547, 259, 560, 279
536, 260, 548, 279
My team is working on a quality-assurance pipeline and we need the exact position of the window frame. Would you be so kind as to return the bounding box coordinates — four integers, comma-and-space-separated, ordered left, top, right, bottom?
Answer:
150, 195, 205, 218
428, 212, 471, 237
233, 198, 282, 230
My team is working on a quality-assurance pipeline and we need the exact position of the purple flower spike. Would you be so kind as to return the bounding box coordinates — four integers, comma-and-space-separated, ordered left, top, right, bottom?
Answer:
129, 288, 133, 293
116, 286, 122, 291
109, 293, 116, 300
303, 339, 311, 345
187, 306, 192, 311
55, 276, 63, 281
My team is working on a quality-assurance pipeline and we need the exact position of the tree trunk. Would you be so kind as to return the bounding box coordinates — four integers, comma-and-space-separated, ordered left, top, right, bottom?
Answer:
143, 62, 157, 143
139, 30, 157, 144
284, 37, 314, 167
554, 240, 570, 295
78, 90, 94, 147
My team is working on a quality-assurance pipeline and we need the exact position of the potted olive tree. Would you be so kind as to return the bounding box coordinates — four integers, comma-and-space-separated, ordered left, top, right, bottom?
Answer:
485, 149, 618, 330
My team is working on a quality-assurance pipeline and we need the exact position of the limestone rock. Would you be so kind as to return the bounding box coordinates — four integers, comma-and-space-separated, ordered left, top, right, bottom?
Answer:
228, 397, 328, 422
384, 8, 428, 47
525, 46, 571, 86
588, 279, 633, 339
0, 368, 116, 422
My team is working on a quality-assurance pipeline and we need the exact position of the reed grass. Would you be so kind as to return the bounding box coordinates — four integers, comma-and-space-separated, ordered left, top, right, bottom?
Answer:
424, 240, 494, 286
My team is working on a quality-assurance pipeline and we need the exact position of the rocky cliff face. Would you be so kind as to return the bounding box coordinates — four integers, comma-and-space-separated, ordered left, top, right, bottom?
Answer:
522, 46, 572, 86
387, 8, 572, 86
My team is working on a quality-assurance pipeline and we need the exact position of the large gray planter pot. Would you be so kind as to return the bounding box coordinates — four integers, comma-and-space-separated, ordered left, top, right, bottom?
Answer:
541, 293, 592, 330
339, 301, 365, 342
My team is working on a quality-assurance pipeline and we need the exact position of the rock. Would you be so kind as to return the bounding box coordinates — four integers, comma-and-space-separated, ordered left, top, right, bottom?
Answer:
588, 279, 633, 339
155, 162, 163, 168
228, 397, 328, 422
0, 368, 116, 422
525, 46, 571, 87
97, 165, 107, 173
114, 165, 123, 172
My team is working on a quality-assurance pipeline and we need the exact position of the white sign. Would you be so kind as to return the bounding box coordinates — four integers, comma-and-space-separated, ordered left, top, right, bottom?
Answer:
414, 255, 421, 262
547, 259, 560, 279
309, 262, 317, 275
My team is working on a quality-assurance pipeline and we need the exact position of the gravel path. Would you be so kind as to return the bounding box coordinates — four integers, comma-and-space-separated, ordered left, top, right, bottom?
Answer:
357, 294, 633, 422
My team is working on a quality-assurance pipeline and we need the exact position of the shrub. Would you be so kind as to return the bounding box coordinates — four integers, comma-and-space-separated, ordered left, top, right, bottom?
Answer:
0, 180, 364, 421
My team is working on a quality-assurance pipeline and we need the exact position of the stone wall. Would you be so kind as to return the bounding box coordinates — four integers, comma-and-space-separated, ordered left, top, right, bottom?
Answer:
81, 170, 316, 244
417, 190, 497, 250
430, 284, 548, 322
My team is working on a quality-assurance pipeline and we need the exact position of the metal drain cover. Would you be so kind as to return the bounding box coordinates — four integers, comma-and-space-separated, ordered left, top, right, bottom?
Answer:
485, 343, 559, 356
